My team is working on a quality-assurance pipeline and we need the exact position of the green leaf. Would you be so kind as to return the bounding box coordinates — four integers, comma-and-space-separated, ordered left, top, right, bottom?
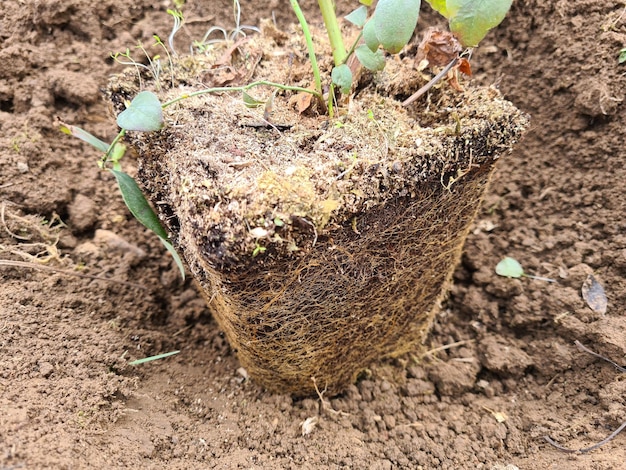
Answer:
109, 169, 185, 279
425, 0, 450, 18
109, 143, 127, 171
331, 64, 353, 95
116, 91, 164, 132
495, 257, 524, 278
158, 236, 186, 280
360, 0, 373, 6
355, 44, 386, 71
242, 91, 264, 108
362, 19, 380, 52
60, 124, 110, 153
447, 0, 513, 47
345, 5, 368, 28
619, 48, 626, 64
374, 0, 421, 54
129, 350, 180, 366
110, 170, 168, 239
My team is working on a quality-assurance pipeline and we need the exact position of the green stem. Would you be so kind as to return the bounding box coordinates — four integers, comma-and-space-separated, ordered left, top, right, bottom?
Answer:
101, 129, 126, 168
317, 0, 347, 66
161, 80, 323, 108
343, 31, 363, 65
289, 0, 322, 97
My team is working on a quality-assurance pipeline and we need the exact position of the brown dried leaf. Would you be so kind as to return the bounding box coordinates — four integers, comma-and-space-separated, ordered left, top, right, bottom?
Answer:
581, 274, 607, 315
457, 57, 472, 77
289, 90, 314, 114
415, 28, 463, 69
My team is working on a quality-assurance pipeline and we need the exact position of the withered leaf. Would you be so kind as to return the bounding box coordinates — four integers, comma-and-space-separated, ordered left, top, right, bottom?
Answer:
415, 28, 463, 69
289, 90, 314, 114
457, 57, 472, 76
582, 274, 607, 315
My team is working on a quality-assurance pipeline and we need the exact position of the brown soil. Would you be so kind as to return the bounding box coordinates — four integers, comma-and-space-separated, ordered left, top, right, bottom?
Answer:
1, 1, 625, 468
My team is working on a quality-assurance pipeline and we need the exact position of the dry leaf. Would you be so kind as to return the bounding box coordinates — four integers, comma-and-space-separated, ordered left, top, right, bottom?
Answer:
457, 57, 472, 76
482, 405, 508, 423
300, 416, 318, 436
290, 91, 314, 114
415, 28, 463, 69
581, 274, 607, 315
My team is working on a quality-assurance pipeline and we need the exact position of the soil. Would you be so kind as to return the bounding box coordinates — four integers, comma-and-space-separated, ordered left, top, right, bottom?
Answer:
1, 0, 625, 469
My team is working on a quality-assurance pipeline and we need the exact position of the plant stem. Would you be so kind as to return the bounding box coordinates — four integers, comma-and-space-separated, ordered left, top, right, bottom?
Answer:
402, 58, 458, 107
317, 0, 347, 66
290, 0, 322, 97
343, 31, 363, 65
161, 80, 323, 108
524, 274, 557, 283
102, 129, 126, 168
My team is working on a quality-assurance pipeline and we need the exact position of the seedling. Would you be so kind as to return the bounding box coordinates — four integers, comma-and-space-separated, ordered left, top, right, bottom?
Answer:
128, 350, 180, 366
61, 0, 513, 277
619, 47, 626, 64
495, 257, 556, 283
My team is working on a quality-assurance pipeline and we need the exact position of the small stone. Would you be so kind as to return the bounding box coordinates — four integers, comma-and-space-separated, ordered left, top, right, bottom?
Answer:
68, 194, 98, 233
402, 378, 435, 397
17, 161, 29, 173
429, 360, 479, 396
479, 335, 533, 377
39, 361, 54, 378
94, 229, 146, 261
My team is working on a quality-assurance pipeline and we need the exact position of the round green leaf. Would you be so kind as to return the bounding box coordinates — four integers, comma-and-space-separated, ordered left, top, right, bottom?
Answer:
362, 19, 380, 52
345, 5, 368, 28
447, 0, 513, 47
331, 64, 353, 95
116, 91, 164, 132
374, 0, 421, 54
425, 0, 450, 18
495, 257, 524, 278
355, 44, 386, 71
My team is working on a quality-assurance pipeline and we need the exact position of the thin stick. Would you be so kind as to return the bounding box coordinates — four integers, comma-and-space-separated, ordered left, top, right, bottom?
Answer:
575, 340, 626, 373
1, 203, 31, 240
544, 421, 626, 454
402, 58, 458, 107
0, 259, 147, 290
543, 340, 626, 453
525, 274, 557, 283
311, 377, 350, 417
419, 339, 472, 358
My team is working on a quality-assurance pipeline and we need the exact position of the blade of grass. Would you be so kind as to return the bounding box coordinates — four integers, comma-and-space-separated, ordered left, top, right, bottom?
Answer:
128, 350, 180, 365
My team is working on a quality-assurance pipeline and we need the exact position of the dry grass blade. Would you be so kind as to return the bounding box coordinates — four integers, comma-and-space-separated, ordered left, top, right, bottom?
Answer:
574, 340, 626, 373
544, 422, 626, 454
0, 259, 147, 290
543, 340, 626, 453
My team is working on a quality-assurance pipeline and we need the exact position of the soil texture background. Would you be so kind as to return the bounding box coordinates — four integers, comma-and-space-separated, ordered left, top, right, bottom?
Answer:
1, 0, 625, 469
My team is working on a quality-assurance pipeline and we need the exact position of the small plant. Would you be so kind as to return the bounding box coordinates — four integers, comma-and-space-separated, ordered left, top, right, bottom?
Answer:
619, 47, 626, 64
61, 0, 513, 277
495, 257, 556, 283
128, 350, 180, 366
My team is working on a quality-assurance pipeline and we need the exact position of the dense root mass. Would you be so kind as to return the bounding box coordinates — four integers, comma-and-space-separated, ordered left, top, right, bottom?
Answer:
109, 31, 527, 394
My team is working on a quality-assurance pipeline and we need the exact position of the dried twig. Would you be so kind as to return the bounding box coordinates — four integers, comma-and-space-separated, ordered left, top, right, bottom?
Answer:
543, 340, 626, 453
544, 422, 626, 454
574, 340, 626, 373
311, 377, 350, 417
402, 57, 458, 107
419, 339, 473, 359
0, 259, 147, 290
